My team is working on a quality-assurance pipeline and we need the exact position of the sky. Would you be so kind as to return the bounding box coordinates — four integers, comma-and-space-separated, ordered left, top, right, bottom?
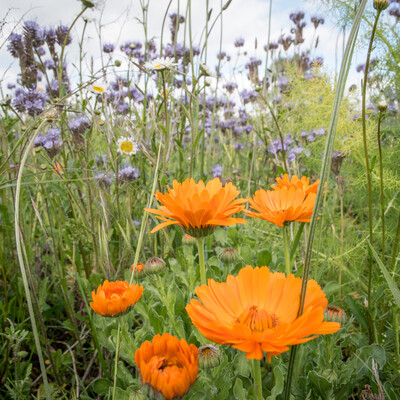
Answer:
0, 0, 366, 91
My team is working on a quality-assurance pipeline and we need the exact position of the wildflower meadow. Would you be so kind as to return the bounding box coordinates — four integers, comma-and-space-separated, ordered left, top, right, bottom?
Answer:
1, 0, 400, 399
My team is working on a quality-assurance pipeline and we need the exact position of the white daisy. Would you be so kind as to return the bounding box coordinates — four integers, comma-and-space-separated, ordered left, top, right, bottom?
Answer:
143, 57, 176, 71
199, 62, 215, 77
117, 137, 139, 155
89, 82, 108, 95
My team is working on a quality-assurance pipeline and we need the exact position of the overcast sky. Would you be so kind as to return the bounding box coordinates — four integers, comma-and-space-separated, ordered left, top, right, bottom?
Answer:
0, 0, 365, 91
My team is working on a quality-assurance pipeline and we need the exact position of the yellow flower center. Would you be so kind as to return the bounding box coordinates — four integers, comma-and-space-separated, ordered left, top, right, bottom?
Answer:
237, 305, 279, 332
120, 140, 133, 153
154, 64, 162, 69
93, 86, 104, 93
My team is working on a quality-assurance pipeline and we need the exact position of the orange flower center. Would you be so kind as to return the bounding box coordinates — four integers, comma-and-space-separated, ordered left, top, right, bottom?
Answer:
152, 356, 182, 373
237, 305, 279, 332
103, 286, 125, 299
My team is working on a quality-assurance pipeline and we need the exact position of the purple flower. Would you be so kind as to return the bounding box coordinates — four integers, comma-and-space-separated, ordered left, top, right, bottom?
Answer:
118, 165, 139, 182
264, 42, 278, 51
95, 172, 112, 188
69, 116, 91, 134
240, 89, 258, 104
7, 33, 23, 58
95, 154, 108, 167
223, 82, 237, 93
103, 43, 115, 53
13, 88, 47, 116
311, 16, 324, 29
234, 142, 244, 151
210, 164, 223, 178
34, 127, 62, 158
234, 38, 245, 47
24, 21, 44, 46
7, 83, 16, 90
56, 25, 72, 46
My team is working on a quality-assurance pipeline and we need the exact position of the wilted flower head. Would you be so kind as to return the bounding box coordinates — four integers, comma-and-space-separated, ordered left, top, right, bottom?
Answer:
331, 151, 346, 177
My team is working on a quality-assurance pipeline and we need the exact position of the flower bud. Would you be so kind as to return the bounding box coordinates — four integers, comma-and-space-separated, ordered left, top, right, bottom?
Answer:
331, 151, 345, 177
81, 0, 95, 7
377, 101, 387, 112
218, 247, 239, 264
114, 60, 121, 67
324, 305, 347, 324
182, 233, 196, 246
373, 0, 389, 11
145, 257, 166, 275
198, 345, 222, 369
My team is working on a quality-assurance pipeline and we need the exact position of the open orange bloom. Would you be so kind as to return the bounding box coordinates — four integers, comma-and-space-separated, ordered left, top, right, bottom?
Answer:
245, 174, 319, 227
272, 174, 319, 194
186, 266, 340, 361
90, 280, 143, 317
135, 333, 199, 400
145, 178, 246, 237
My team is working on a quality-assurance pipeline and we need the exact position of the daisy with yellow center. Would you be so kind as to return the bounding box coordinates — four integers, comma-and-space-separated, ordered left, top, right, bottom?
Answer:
89, 82, 108, 95
117, 137, 139, 156
144, 57, 176, 71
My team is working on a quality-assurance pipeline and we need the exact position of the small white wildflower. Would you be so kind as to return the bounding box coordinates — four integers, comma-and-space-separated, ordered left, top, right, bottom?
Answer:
143, 57, 176, 71
89, 82, 108, 95
200, 62, 215, 77
117, 137, 139, 156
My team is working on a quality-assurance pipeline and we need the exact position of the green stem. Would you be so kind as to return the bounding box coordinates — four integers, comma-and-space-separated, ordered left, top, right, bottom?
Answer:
362, 9, 381, 344
289, 222, 305, 263
391, 212, 400, 272
112, 320, 121, 400
377, 111, 385, 256
14, 119, 52, 400
283, 225, 291, 275
197, 237, 206, 285
283, 1, 367, 398
251, 359, 263, 400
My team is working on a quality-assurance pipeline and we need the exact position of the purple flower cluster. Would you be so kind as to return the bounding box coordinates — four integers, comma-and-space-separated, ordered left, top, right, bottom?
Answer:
103, 43, 115, 53
118, 165, 140, 182
210, 164, 223, 178
95, 172, 112, 188
311, 16, 324, 29
234, 38, 245, 47
240, 89, 258, 104
223, 82, 238, 93
69, 116, 91, 134
13, 88, 47, 116
300, 127, 326, 143
34, 128, 63, 158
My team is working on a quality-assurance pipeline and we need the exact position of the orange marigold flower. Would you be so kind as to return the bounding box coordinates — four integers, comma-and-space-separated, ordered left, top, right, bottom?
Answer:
186, 265, 340, 362
145, 177, 247, 238
90, 280, 143, 317
272, 174, 319, 194
245, 174, 319, 227
135, 333, 199, 400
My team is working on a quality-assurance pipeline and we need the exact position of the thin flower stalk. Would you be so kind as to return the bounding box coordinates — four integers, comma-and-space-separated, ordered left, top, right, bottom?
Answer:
197, 237, 206, 285
283, 225, 291, 275
283, 1, 368, 398
361, 8, 382, 344
377, 110, 385, 256
112, 320, 121, 400
252, 359, 263, 400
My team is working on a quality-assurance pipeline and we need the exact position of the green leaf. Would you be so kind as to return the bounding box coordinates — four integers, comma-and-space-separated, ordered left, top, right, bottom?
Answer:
276, 166, 288, 175
257, 249, 272, 266
233, 378, 247, 400
367, 239, 400, 308
308, 370, 333, 398
266, 364, 284, 400
93, 378, 112, 395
